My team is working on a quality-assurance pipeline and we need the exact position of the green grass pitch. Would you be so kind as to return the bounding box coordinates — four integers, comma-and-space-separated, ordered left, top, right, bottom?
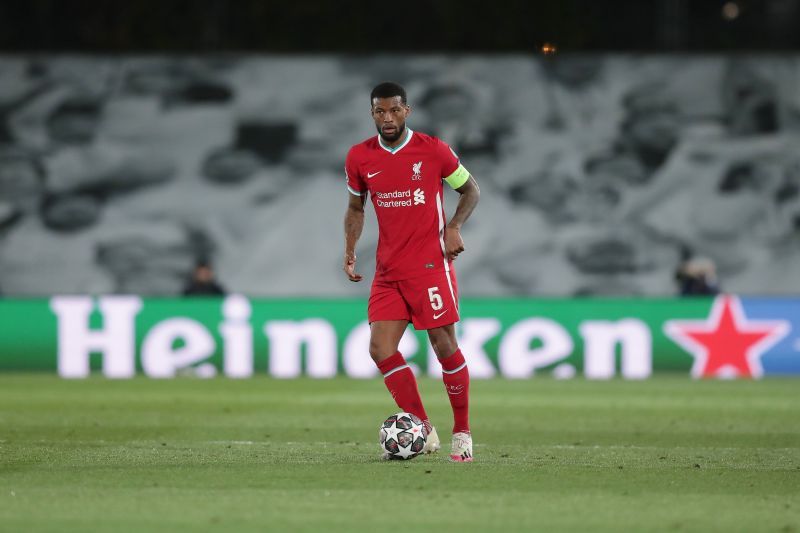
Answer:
1, 375, 798, 532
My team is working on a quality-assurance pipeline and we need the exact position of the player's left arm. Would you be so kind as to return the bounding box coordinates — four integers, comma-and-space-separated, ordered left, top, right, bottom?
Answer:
444, 170, 480, 261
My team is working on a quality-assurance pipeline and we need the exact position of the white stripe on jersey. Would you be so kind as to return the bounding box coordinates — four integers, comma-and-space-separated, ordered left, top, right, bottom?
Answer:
445, 268, 458, 313
436, 191, 458, 311
436, 191, 448, 273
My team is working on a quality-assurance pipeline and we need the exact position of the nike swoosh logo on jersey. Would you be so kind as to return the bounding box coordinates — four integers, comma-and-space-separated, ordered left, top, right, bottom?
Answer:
433, 309, 449, 320
367, 171, 382, 178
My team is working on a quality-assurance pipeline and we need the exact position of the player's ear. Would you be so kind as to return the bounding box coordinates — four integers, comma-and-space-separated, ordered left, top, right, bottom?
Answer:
405, 104, 412, 116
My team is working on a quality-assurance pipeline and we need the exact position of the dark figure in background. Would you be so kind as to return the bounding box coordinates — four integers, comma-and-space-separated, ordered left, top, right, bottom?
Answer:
675, 247, 719, 296
183, 261, 226, 296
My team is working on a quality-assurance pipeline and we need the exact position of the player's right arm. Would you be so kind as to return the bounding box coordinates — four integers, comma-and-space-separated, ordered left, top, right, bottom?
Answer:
343, 192, 365, 282
343, 149, 367, 282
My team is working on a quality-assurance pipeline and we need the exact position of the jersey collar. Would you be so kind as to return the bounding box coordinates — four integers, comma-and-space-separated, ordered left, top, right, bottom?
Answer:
378, 128, 414, 154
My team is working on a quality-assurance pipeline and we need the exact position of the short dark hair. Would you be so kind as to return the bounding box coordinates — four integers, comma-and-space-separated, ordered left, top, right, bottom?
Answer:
370, 82, 407, 105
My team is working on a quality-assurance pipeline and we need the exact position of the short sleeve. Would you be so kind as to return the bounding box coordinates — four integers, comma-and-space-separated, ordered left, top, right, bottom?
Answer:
438, 139, 470, 189
345, 148, 366, 196
437, 139, 460, 178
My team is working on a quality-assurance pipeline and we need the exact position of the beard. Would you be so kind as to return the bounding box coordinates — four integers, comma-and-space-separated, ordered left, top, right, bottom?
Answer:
376, 123, 405, 143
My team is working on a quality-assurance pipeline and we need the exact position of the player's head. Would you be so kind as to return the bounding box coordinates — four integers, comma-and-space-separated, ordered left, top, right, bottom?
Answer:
370, 82, 411, 143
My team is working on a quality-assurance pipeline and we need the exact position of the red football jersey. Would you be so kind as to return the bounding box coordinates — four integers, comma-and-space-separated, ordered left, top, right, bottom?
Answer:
346, 129, 461, 281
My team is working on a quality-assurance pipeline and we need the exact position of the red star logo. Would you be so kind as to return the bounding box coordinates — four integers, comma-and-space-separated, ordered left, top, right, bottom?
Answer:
664, 295, 789, 379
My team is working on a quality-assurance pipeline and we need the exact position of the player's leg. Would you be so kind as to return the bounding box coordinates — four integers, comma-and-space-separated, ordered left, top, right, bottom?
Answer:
428, 324, 472, 462
398, 270, 469, 460
427, 324, 469, 435
368, 279, 432, 432
400, 269, 471, 437
370, 320, 432, 436
369, 281, 436, 457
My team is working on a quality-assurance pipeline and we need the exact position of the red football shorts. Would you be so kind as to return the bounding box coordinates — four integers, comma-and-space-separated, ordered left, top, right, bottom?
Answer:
368, 269, 460, 330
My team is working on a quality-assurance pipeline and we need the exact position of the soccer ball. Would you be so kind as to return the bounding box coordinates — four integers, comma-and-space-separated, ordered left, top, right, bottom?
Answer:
379, 412, 427, 460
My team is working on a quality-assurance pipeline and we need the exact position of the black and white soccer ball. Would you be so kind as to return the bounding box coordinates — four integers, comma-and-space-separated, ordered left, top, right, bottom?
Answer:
379, 412, 427, 460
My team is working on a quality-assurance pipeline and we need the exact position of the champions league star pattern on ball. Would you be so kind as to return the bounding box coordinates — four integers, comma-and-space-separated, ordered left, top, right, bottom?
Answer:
379, 412, 427, 460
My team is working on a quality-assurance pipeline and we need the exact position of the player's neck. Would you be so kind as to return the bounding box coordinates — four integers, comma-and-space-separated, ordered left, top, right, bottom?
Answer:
379, 127, 410, 150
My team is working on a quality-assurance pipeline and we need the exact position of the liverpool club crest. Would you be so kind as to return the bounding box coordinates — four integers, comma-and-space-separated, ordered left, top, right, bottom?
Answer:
411, 161, 422, 180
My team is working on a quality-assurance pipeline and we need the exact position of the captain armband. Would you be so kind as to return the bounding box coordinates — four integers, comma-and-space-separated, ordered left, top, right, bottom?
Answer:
443, 164, 470, 189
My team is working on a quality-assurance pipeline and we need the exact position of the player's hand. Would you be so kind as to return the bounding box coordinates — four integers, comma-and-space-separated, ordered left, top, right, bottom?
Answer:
444, 226, 465, 261
343, 252, 363, 282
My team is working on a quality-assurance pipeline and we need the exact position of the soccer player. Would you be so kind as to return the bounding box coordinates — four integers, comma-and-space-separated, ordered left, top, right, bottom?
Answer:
343, 82, 480, 462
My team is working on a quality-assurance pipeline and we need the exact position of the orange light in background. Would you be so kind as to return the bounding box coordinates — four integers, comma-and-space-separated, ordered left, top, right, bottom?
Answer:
722, 2, 740, 20
541, 42, 557, 55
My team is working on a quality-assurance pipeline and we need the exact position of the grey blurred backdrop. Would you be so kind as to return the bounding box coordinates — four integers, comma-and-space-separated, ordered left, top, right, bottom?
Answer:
0, 55, 798, 297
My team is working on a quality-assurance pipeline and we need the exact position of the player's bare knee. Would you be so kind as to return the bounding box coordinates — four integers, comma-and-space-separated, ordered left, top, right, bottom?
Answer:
368, 340, 393, 363
428, 329, 458, 359
432, 340, 458, 359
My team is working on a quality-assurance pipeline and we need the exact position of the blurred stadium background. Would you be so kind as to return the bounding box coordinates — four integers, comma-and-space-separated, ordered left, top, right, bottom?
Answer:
1, 1, 800, 299
1, 2, 799, 532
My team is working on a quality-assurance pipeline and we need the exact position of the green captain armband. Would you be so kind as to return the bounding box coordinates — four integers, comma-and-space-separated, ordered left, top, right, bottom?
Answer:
444, 164, 470, 189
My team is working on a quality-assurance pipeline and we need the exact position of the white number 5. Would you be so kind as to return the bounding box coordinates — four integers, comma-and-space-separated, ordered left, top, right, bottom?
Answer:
427, 287, 443, 311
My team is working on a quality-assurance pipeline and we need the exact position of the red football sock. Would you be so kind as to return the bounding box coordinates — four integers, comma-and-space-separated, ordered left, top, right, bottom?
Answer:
440, 348, 470, 434
377, 352, 429, 426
